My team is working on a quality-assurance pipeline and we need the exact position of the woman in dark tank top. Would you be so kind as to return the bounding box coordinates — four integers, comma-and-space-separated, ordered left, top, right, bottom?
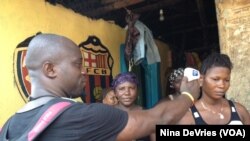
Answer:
177, 53, 250, 125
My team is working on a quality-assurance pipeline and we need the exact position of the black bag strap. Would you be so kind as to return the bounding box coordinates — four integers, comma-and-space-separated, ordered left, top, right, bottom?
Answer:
0, 98, 75, 141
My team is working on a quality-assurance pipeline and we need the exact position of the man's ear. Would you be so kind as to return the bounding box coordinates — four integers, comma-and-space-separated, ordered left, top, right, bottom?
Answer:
42, 61, 57, 78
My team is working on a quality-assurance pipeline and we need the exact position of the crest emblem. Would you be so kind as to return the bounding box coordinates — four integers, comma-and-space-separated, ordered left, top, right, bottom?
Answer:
79, 36, 114, 103
13, 33, 40, 102
13, 34, 113, 103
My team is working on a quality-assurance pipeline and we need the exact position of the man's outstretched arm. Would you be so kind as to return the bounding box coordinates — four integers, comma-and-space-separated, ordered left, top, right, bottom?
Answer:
116, 76, 200, 141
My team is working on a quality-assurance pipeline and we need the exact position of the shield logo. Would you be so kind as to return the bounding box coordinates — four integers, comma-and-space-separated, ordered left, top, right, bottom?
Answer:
13, 33, 41, 102
79, 36, 114, 103
13, 34, 113, 103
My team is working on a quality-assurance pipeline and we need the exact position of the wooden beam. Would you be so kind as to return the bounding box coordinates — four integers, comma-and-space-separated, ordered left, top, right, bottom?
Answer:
161, 10, 198, 22
86, 0, 144, 17
165, 24, 217, 36
132, 0, 182, 14
100, 0, 119, 5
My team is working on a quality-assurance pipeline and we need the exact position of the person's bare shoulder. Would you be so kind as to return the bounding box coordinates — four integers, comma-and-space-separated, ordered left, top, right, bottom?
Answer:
233, 102, 250, 124
176, 109, 195, 125
135, 105, 143, 110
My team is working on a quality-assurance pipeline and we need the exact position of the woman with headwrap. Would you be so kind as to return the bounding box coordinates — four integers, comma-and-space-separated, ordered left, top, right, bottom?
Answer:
112, 72, 142, 112
112, 72, 152, 141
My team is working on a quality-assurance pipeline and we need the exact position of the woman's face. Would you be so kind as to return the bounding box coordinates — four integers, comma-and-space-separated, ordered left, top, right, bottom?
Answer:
115, 81, 138, 107
200, 66, 230, 99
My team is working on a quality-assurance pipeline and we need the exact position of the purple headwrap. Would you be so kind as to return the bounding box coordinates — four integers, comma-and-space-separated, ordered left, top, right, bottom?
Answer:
112, 72, 139, 90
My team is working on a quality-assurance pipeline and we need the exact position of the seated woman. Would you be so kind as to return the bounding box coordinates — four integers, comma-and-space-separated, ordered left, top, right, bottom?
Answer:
177, 53, 250, 125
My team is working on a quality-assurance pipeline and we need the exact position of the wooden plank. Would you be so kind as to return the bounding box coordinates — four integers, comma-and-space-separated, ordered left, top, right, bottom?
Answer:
133, 0, 182, 13
86, 0, 144, 17
100, 0, 119, 5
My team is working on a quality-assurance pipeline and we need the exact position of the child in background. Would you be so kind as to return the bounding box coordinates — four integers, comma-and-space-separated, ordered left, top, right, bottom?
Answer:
102, 88, 118, 106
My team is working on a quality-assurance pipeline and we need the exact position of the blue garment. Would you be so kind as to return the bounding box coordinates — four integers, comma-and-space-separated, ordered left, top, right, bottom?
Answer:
120, 44, 128, 72
142, 62, 161, 108
190, 100, 243, 125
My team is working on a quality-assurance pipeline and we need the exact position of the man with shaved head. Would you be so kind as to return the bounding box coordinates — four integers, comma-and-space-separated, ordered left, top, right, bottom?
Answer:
0, 33, 200, 141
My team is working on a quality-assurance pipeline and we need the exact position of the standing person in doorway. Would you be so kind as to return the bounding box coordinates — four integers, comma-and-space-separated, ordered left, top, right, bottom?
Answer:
177, 53, 250, 125
0, 33, 200, 141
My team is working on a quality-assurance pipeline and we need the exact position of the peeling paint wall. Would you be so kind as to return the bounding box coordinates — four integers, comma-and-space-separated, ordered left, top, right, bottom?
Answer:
215, 0, 250, 111
0, 0, 125, 126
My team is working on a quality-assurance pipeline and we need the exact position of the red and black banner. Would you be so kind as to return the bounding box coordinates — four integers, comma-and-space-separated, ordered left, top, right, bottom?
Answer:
79, 36, 114, 103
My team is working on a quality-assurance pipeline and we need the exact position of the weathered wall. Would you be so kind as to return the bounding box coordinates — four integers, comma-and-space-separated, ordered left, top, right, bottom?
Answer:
215, 0, 250, 111
0, 0, 125, 126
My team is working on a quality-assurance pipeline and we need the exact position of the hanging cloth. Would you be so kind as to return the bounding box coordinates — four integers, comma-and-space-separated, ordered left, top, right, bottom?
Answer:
133, 21, 161, 65
124, 10, 140, 71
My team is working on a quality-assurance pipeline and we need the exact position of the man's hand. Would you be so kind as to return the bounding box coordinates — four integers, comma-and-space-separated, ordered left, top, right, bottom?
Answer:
180, 76, 200, 100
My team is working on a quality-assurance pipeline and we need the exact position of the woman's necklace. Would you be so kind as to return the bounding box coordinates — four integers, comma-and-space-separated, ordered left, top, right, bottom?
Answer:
200, 100, 224, 119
